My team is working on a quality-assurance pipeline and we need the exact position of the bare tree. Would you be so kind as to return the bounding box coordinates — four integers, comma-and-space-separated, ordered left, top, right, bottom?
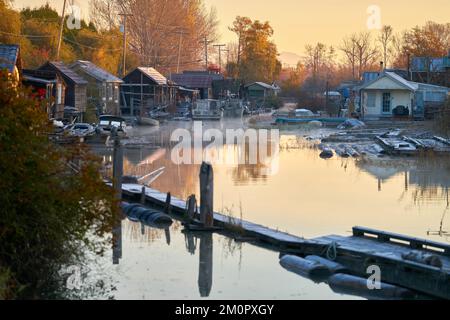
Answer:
90, 0, 120, 31
90, 0, 218, 73
341, 32, 379, 79
378, 25, 394, 68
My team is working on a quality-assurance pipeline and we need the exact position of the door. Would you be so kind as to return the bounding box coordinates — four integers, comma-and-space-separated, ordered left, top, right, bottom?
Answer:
382, 92, 391, 114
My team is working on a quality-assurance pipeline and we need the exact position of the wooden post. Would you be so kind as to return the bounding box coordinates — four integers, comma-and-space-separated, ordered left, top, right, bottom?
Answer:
112, 127, 123, 265
112, 127, 123, 201
140, 186, 146, 205
186, 195, 197, 221
164, 192, 172, 215
200, 162, 214, 227
198, 233, 213, 297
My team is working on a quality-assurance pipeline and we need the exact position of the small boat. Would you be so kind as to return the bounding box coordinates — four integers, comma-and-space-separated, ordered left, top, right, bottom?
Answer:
138, 116, 160, 127
86, 115, 129, 144
192, 99, 223, 121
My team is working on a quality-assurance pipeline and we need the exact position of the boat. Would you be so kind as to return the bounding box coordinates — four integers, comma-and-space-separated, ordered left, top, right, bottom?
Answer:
138, 116, 160, 127
86, 115, 130, 144
192, 99, 223, 121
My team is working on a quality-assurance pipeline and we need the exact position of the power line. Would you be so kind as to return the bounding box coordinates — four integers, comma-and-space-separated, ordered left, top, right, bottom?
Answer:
0, 31, 55, 38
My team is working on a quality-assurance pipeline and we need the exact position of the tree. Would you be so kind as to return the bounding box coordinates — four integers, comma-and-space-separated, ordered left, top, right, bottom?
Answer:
378, 25, 394, 68
229, 17, 281, 83
92, 0, 218, 73
340, 32, 379, 79
0, 72, 118, 299
228, 16, 252, 72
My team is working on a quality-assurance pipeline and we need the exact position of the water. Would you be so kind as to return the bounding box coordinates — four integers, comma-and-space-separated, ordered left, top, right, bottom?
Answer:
91, 121, 450, 300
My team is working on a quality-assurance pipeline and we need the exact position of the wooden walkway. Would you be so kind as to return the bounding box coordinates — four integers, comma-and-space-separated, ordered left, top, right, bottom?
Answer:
120, 183, 450, 300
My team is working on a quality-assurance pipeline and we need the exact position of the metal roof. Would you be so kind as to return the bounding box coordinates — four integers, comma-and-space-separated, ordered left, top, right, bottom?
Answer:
71, 60, 123, 83
170, 71, 224, 89
360, 72, 418, 91
245, 82, 280, 90
137, 67, 168, 86
41, 61, 88, 85
0, 44, 20, 73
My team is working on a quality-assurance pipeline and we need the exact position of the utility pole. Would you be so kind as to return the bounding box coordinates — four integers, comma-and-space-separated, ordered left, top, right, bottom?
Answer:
56, 0, 67, 61
201, 37, 212, 71
119, 13, 132, 78
175, 29, 187, 74
213, 44, 226, 74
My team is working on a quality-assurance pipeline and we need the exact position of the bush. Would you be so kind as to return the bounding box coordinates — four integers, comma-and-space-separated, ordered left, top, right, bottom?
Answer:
264, 95, 283, 109
0, 72, 118, 299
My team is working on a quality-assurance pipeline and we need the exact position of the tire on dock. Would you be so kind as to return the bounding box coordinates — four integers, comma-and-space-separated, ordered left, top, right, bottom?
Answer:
328, 274, 418, 300
121, 203, 173, 228
280, 255, 331, 282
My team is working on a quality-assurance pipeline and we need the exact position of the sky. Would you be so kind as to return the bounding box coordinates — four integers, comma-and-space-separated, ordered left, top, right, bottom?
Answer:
13, 0, 450, 60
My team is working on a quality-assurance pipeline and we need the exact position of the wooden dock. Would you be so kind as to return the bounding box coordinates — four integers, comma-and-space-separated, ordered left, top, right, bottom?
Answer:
120, 183, 450, 300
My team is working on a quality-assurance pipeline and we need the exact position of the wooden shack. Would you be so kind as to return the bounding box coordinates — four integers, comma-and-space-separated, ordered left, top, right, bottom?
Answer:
39, 61, 88, 121
0, 44, 22, 84
121, 67, 176, 116
22, 69, 66, 119
70, 60, 123, 116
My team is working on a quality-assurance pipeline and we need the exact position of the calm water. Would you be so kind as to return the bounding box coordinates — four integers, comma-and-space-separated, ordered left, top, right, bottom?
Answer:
91, 120, 450, 300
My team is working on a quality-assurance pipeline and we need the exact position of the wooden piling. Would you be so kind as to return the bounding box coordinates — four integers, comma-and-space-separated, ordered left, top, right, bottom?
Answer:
186, 195, 197, 221
164, 192, 172, 215
140, 186, 146, 205
200, 162, 214, 228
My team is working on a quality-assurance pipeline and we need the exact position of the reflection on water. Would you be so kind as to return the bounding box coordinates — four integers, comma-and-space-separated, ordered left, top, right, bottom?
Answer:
111, 125, 450, 242
89, 123, 450, 300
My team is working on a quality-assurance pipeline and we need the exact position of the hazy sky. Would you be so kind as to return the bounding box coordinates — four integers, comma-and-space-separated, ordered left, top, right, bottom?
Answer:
13, 0, 450, 57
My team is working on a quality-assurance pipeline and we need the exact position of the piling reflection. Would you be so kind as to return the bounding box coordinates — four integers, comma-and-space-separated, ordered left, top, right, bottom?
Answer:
182, 231, 214, 297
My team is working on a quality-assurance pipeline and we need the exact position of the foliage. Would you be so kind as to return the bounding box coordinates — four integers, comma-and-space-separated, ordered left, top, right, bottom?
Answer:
228, 17, 281, 83
264, 95, 283, 109
0, 72, 118, 299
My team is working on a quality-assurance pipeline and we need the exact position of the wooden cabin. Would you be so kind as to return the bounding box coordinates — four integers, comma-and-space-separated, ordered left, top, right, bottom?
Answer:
170, 71, 224, 99
121, 67, 176, 116
70, 60, 123, 116
0, 44, 22, 85
39, 61, 88, 121
22, 69, 66, 119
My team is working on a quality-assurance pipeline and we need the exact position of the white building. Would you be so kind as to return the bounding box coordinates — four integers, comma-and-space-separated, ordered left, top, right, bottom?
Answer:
360, 72, 448, 119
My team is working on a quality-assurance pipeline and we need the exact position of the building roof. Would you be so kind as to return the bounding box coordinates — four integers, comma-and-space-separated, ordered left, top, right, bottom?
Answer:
0, 44, 20, 73
40, 61, 88, 85
170, 71, 224, 89
71, 60, 123, 83
137, 67, 168, 86
360, 71, 419, 91
245, 82, 280, 91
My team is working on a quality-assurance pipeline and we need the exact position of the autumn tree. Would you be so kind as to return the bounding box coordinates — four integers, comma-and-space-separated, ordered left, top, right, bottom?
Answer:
228, 17, 281, 83
393, 21, 450, 68
0, 72, 118, 299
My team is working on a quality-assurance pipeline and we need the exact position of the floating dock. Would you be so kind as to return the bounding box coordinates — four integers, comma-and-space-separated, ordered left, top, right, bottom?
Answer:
120, 183, 450, 300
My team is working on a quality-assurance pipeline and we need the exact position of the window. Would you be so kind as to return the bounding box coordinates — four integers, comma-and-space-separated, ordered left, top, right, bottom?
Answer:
382, 93, 391, 113
366, 92, 376, 108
